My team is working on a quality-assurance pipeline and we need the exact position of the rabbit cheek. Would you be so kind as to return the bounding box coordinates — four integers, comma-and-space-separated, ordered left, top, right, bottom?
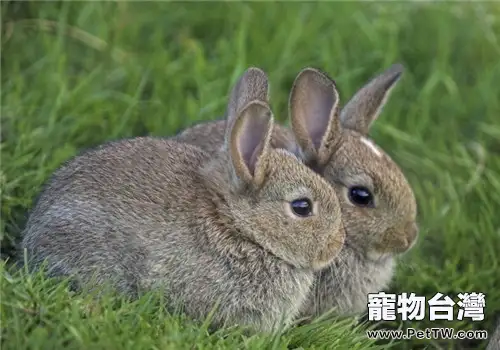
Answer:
310, 217, 345, 270
313, 234, 344, 270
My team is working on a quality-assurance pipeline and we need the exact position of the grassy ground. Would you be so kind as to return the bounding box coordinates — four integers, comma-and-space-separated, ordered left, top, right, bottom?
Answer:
1, 2, 499, 349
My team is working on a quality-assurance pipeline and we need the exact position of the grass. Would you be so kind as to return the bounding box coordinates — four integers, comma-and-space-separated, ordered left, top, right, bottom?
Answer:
1, 2, 499, 349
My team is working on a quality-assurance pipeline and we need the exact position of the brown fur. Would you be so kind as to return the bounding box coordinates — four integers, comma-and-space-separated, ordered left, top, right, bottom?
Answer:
20, 68, 345, 332
174, 64, 418, 317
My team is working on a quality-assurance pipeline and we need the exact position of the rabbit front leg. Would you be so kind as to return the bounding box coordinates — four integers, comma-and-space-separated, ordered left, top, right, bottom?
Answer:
143, 239, 314, 333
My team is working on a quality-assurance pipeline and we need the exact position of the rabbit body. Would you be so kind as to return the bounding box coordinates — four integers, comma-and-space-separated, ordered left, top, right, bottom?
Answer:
22, 138, 310, 331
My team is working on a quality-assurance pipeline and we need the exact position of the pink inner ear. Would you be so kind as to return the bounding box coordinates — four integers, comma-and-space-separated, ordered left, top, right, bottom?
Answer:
238, 116, 267, 176
305, 90, 335, 151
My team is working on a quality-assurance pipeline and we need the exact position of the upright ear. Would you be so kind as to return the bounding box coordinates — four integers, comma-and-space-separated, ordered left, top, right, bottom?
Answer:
224, 67, 270, 143
228, 100, 273, 188
340, 63, 404, 135
289, 67, 342, 167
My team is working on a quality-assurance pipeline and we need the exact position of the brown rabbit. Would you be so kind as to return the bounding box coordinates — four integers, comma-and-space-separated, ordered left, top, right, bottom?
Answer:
174, 65, 418, 317
20, 69, 345, 332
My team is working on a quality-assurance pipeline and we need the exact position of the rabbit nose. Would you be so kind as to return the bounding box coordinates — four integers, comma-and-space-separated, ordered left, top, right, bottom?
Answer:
393, 222, 418, 253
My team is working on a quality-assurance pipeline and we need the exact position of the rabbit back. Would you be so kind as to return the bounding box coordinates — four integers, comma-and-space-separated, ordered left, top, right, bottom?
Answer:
21, 138, 208, 295
174, 119, 301, 158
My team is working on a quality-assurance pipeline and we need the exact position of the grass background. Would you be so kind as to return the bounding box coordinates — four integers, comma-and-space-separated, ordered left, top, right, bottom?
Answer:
1, 2, 499, 349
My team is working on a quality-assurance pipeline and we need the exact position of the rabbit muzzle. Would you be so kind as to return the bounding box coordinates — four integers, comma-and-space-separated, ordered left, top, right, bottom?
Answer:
310, 226, 346, 270
372, 221, 418, 257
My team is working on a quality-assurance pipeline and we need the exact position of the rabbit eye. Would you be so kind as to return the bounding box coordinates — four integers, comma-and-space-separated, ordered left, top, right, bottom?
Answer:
348, 186, 374, 207
290, 198, 313, 217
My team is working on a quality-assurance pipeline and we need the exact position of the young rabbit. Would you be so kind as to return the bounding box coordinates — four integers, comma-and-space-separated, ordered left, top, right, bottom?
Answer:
174, 65, 418, 318
20, 69, 346, 333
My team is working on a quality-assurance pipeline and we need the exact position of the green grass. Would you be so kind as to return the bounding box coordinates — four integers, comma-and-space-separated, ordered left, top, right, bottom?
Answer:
1, 2, 499, 349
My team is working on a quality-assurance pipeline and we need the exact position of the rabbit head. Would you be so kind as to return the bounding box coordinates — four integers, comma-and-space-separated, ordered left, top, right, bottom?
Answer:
202, 67, 345, 271
289, 64, 418, 263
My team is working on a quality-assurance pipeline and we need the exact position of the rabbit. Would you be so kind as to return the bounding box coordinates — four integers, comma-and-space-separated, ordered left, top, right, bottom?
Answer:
20, 68, 346, 333
174, 64, 418, 318
487, 321, 500, 350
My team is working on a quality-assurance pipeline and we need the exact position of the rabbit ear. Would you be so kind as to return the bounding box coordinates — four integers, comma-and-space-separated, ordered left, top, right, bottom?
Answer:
289, 68, 342, 167
228, 100, 273, 188
224, 67, 270, 143
340, 63, 404, 135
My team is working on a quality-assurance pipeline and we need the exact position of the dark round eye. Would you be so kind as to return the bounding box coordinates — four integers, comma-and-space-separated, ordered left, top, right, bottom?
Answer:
348, 186, 374, 207
290, 198, 313, 217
